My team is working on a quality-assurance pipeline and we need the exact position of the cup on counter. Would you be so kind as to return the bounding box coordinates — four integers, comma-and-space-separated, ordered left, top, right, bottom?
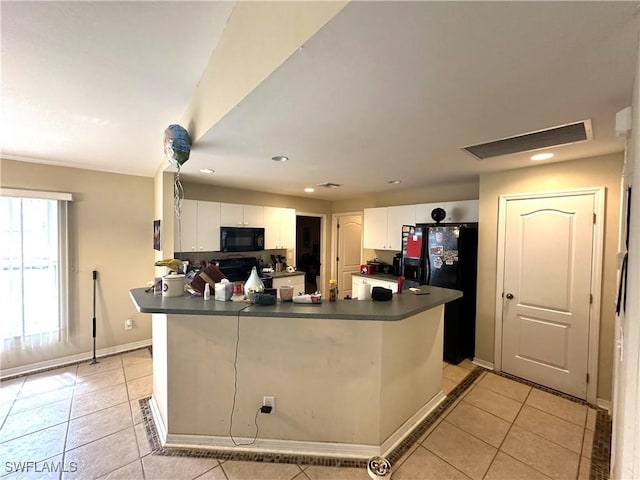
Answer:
279, 286, 294, 302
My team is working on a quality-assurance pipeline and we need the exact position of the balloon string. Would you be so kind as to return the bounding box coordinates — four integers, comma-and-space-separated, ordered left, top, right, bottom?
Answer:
174, 168, 184, 256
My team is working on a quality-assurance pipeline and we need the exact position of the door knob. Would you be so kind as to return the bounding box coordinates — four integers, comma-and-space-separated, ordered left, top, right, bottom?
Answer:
505, 293, 514, 299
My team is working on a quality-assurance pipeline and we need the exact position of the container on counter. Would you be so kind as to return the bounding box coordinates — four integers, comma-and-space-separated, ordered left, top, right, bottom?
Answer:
162, 273, 185, 297
329, 279, 338, 302
279, 285, 294, 302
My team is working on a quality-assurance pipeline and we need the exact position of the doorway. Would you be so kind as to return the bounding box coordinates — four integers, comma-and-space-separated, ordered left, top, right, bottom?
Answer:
494, 188, 604, 402
296, 215, 321, 293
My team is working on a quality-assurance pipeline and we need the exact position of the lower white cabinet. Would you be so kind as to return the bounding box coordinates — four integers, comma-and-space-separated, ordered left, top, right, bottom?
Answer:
351, 276, 398, 297
273, 274, 305, 298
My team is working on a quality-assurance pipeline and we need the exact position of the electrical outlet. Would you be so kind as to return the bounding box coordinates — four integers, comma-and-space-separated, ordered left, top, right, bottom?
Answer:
263, 395, 275, 413
125, 319, 133, 330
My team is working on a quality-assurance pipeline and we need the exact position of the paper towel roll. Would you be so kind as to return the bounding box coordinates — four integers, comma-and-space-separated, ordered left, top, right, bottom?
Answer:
357, 282, 371, 300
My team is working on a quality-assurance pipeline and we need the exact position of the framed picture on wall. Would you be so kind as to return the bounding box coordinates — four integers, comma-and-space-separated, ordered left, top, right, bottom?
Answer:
153, 220, 161, 251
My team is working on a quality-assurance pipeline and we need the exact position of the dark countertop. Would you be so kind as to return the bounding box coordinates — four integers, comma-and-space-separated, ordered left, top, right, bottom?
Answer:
351, 272, 399, 282
129, 286, 461, 321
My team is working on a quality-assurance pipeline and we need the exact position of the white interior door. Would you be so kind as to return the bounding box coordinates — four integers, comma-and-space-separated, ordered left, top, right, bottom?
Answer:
336, 214, 362, 299
501, 193, 595, 399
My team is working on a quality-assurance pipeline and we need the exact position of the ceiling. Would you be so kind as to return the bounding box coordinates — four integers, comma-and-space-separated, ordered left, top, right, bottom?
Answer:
2, 2, 639, 201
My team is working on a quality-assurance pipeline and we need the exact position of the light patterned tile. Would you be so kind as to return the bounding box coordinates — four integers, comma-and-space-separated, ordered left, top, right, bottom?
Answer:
0, 398, 71, 442
304, 465, 370, 479
0, 423, 67, 464
21, 366, 77, 396
0, 377, 25, 404
443, 365, 470, 383
134, 422, 151, 457
515, 405, 584, 453
126, 375, 152, 400
525, 389, 587, 427
194, 466, 229, 480
478, 374, 531, 403
484, 452, 552, 480
62, 427, 139, 480
463, 385, 522, 422
582, 428, 593, 458
76, 355, 123, 378
96, 459, 144, 480
445, 400, 510, 447
501, 425, 580, 480
457, 359, 476, 372
130, 399, 143, 425
423, 421, 496, 480
121, 349, 152, 366
222, 460, 301, 480
392, 445, 470, 479
70, 382, 128, 419
11, 385, 74, 414
123, 361, 152, 382
578, 455, 590, 480
442, 377, 458, 395
142, 455, 220, 480
74, 368, 125, 396
66, 403, 132, 450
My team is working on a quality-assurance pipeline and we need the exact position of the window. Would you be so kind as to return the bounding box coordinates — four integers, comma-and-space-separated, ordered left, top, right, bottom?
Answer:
0, 189, 71, 349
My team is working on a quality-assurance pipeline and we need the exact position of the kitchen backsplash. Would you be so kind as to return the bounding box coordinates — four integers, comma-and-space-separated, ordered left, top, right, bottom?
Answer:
363, 248, 399, 266
175, 248, 292, 269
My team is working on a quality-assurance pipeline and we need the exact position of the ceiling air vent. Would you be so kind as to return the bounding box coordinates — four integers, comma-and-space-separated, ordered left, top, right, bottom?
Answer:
317, 182, 342, 188
462, 120, 592, 160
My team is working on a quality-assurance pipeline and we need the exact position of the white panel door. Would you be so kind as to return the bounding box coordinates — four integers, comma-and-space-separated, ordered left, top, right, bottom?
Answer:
197, 201, 220, 252
501, 194, 595, 399
263, 206, 280, 249
363, 207, 388, 249
337, 214, 362, 298
387, 205, 415, 250
175, 199, 198, 252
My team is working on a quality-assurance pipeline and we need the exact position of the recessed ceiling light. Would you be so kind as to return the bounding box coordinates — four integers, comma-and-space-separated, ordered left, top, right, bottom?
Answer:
531, 152, 554, 161
388, 179, 402, 184
304, 187, 315, 193
199, 168, 215, 173
272, 156, 289, 162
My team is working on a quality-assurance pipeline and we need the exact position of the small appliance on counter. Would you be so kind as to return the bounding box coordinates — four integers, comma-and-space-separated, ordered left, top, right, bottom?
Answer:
215, 257, 273, 289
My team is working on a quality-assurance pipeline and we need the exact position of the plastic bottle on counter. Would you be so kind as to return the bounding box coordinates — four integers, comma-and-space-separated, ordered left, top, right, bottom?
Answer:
204, 283, 211, 300
329, 279, 338, 302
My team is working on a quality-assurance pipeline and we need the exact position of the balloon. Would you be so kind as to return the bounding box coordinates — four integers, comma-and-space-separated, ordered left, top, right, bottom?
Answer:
164, 124, 191, 167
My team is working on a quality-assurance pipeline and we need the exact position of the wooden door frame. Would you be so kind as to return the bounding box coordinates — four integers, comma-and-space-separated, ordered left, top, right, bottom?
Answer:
331, 211, 363, 285
494, 187, 605, 404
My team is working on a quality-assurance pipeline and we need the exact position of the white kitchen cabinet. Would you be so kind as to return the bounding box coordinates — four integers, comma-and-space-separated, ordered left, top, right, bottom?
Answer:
351, 275, 398, 297
415, 200, 478, 224
174, 199, 220, 252
273, 274, 305, 298
264, 207, 296, 249
220, 203, 264, 227
363, 205, 415, 250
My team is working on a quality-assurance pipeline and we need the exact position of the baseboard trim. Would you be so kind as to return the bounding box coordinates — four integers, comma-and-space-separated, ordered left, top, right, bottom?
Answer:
472, 358, 494, 370
164, 433, 379, 459
596, 398, 612, 413
380, 391, 446, 456
149, 396, 168, 445
0, 339, 152, 379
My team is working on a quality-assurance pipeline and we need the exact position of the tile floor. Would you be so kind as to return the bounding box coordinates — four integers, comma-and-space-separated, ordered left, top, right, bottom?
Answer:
0, 350, 601, 480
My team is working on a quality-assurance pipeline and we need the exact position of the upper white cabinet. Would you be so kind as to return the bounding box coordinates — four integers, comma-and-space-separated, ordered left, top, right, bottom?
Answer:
264, 207, 296, 249
363, 205, 415, 250
220, 203, 264, 227
174, 199, 221, 252
415, 200, 478, 224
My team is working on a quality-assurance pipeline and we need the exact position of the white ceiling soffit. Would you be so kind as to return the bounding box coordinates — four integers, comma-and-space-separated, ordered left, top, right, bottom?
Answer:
0, 1, 234, 176
181, 1, 637, 200
462, 120, 593, 160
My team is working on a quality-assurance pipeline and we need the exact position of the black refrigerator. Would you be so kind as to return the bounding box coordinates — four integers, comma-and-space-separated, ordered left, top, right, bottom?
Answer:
404, 223, 478, 364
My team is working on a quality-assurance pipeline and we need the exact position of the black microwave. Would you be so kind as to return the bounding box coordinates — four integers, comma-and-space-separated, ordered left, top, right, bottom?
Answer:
220, 227, 265, 252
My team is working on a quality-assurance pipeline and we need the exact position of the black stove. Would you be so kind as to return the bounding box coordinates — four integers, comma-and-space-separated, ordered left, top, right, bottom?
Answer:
216, 257, 272, 288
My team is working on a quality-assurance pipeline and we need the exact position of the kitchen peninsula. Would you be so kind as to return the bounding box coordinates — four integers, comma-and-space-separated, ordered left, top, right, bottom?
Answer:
130, 287, 462, 459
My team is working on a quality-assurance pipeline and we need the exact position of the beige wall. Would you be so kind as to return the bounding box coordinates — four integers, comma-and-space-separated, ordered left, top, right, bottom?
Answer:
476, 153, 623, 401
1, 159, 155, 371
